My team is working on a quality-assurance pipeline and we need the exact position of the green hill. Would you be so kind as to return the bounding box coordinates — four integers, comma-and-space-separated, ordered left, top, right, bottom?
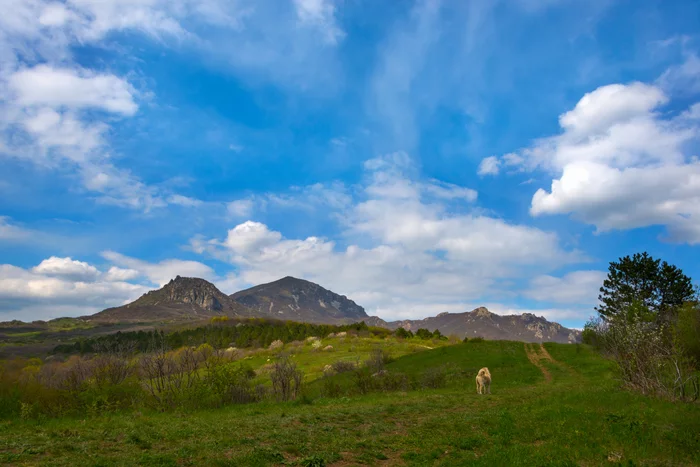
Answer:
1, 339, 699, 466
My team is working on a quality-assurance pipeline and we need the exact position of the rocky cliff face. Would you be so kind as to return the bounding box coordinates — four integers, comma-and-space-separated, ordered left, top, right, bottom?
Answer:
231, 276, 369, 324
90, 276, 250, 323
362, 307, 580, 343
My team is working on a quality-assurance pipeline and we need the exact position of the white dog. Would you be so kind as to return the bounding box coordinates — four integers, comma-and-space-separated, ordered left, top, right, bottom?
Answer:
476, 367, 491, 395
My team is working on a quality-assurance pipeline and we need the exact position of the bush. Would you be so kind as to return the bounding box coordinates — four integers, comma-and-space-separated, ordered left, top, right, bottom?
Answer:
421, 366, 448, 389
594, 302, 699, 401
269, 340, 284, 350
365, 348, 392, 373
205, 363, 257, 405
393, 327, 413, 339
331, 360, 356, 374
321, 375, 343, 398
674, 302, 700, 365
354, 368, 376, 394
378, 372, 409, 392
270, 357, 303, 402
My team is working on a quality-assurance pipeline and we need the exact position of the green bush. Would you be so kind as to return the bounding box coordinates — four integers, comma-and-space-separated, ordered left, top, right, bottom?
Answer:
421, 366, 447, 389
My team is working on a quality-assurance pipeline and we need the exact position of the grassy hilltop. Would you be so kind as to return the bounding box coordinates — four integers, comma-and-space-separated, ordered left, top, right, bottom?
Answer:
1, 336, 699, 466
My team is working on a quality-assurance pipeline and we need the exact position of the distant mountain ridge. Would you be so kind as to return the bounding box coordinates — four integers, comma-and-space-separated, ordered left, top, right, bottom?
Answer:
85, 275, 580, 343
364, 307, 580, 343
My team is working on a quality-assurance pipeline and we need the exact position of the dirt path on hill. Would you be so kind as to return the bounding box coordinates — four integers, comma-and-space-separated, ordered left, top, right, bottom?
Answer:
524, 343, 552, 383
538, 344, 577, 376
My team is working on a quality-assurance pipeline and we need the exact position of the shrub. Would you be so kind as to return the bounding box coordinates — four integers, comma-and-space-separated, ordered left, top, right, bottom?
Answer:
393, 327, 413, 339
365, 348, 392, 373
354, 368, 376, 394
421, 366, 448, 389
269, 340, 284, 351
378, 372, 409, 392
331, 360, 356, 374
321, 376, 343, 398
205, 363, 257, 405
674, 302, 700, 365
270, 357, 303, 402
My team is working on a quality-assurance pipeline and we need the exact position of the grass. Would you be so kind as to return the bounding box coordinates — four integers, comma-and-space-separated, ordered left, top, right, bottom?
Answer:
1, 340, 699, 466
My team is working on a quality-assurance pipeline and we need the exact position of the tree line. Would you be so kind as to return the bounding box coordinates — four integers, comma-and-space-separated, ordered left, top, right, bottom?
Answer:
53, 317, 447, 355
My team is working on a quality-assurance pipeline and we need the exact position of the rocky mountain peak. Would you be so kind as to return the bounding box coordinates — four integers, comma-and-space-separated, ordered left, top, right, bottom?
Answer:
472, 307, 493, 317
134, 276, 230, 311
230, 276, 368, 324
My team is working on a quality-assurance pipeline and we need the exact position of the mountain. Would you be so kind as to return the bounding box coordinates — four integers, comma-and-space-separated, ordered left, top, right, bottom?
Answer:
363, 307, 580, 343
89, 276, 251, 323
85, 275, 579, 343
230, 276, 369, 324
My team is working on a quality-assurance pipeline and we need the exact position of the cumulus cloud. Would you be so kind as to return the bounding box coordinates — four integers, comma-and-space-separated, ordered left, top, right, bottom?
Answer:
32, 256, 101, 282
492, 78, 700, 243
193, 153, 585, 320
0, 261, 148, 321
101, 250, 215, 287
9, 65, 138, 116
103, 266, 141, 282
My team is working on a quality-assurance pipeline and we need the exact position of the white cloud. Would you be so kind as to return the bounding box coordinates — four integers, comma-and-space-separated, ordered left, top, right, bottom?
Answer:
494, 78, 700, 243
227, 199, 254, 217
1, 0, 344, 212
101, 250, 215, 287
558, 82, 667, 140
32, 256, 101, 282
658, 53, 700, 96
422, 180, 478, 201
0, 217, 32, 242
478, 156, 500, 176
9, 65, 138, 116
167, 195, 203, 207
293, 0, 344, 45
524, 270, 606, 305
194, 153, 585, 320
103, 266, 141, 282
0, 261, 148, 321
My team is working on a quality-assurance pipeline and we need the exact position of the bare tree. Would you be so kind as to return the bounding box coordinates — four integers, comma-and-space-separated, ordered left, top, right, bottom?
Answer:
270, 357, 303, 401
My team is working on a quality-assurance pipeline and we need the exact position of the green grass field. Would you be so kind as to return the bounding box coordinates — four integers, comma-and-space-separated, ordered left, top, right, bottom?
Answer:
1, 339, 699, 466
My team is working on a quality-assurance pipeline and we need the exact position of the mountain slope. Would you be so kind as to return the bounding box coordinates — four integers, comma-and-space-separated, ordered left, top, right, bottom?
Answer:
230, 276, 369, 324
90, 276, 251, 323
364, 307, 580, 343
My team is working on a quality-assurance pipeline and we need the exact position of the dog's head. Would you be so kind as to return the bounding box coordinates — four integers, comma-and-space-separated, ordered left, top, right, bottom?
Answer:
478, 367, 490, 377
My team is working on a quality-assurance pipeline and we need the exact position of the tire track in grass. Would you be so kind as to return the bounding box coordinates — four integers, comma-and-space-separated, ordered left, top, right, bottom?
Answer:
524, 343, 552, 383
538, 344, 577, 376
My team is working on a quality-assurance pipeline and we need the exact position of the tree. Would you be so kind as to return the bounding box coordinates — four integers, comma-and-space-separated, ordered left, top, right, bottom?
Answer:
596, 252, 694, 322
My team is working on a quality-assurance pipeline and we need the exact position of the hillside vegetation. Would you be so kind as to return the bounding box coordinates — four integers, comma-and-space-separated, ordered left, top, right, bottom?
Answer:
1, 337, 699, 466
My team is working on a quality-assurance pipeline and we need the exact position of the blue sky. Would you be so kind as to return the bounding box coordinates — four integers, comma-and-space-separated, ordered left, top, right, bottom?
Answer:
1, 0, 699, 328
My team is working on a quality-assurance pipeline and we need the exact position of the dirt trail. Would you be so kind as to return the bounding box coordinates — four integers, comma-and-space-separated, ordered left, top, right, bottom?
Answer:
538, 344, 577, 376
524, 343, 552, 383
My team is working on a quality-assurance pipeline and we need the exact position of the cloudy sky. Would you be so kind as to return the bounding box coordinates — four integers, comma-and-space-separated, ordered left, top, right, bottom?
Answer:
1, 0, 699, 328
